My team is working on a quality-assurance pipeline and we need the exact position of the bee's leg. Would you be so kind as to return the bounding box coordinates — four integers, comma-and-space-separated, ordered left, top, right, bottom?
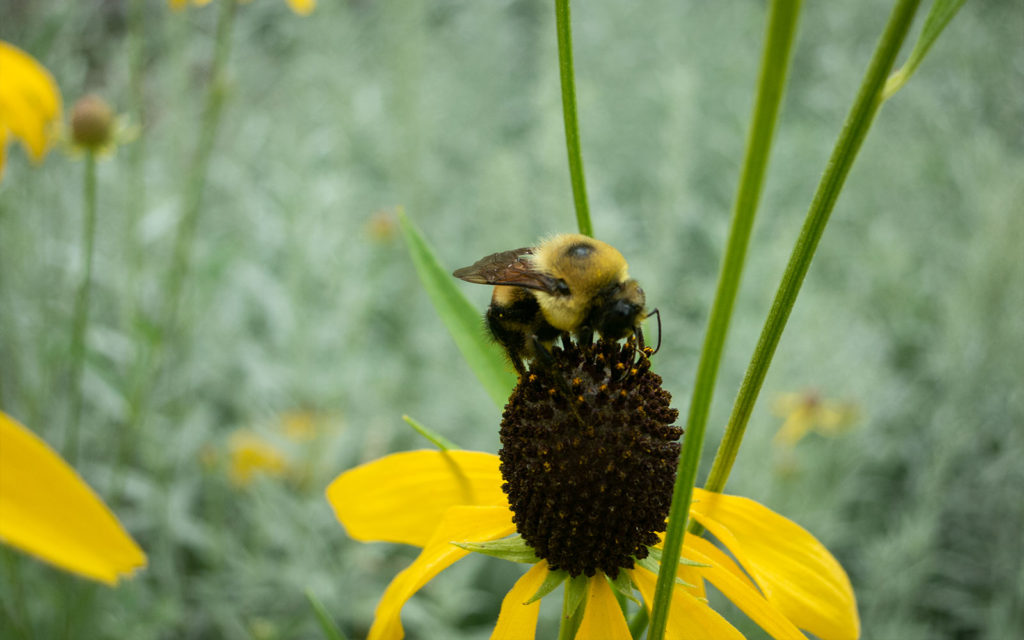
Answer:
577, 326, 594, 347
645, 308, 663, 356
509, 351, 528, 378
561, 332, 573, 351
530, 335, 556, 370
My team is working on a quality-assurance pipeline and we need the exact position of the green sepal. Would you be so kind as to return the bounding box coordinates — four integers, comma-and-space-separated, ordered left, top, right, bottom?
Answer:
526, 568, 569, 605
634, 554, 697, 590
562, 574, 590, 630
609, 570, 640, 606
646, 546, 710, 568
452, 534, 540, 564
402, 414, 459, 451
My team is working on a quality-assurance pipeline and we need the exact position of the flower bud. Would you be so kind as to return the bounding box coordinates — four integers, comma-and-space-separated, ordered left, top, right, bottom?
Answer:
70, 94, 113, 150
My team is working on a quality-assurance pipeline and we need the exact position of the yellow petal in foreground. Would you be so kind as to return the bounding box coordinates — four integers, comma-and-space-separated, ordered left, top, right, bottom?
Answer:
326, 450, 507, 547
690, 489, 860, 640
0, 41, 62, 174
686, 537, 804, 640
632, 566, 744, 640
369, 505, 515, 640
0, 412, 146, 585
491, 561, 549, 640
576, 573, 631, 640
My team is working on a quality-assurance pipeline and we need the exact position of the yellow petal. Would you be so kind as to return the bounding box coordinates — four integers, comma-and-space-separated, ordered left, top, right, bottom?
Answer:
326, 450, 507, 547
369, 505, 515, 640
691, 489, 860, 640
686, 537, 805, 640
632, 566, 744, 640
285, 0, 315, 16
576, 573, 632, 640
0, 41, 62, 172
0, 412, 146, 585
491, 561, 549, 640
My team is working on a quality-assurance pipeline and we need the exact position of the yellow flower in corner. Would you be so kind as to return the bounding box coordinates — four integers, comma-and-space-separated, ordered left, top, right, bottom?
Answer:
168, 0, 315, 17
0, 412, 146, 585
327, 343, 860, 639
0, 41, 62, 180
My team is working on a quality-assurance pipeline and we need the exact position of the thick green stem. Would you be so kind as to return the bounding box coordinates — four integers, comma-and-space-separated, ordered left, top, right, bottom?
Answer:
66, 152, 98, 464
554, 0, 593, 237
647, 1, 803, 635
704, 0, 922, 495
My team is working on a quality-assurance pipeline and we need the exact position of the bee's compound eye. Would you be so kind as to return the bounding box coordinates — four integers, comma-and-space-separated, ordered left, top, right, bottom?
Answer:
556, 279, 571, 296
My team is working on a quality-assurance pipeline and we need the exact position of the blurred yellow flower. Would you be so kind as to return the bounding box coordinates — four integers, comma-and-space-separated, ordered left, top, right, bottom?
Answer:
168, 0, 315, 16
773, 390, 858, 448
280, 411, 318, 442
228, 430, 289, 486
327, 450, 860, 640
366, 209, 400, 242
0, 41, 62, 180
0, 412, 146, 585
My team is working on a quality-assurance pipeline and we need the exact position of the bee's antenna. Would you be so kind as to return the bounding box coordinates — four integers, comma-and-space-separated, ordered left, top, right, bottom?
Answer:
646, 309, 662, 356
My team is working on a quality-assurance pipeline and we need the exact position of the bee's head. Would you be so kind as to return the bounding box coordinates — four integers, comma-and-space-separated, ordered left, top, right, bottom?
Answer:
592, 279, 646, 340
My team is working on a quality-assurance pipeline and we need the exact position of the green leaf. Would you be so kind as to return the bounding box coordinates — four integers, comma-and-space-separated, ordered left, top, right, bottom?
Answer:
304, 588, 348, 640
452, 534, 540, 564
526, 568, 569, 605
883, 0, 966, 100
397, 209, 517, 406
402, 414, 459, 451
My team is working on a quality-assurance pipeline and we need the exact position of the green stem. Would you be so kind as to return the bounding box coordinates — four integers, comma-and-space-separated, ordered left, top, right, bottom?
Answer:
66, 151, 98, 464
123, 0, 237, 446
647, 1, 803, 635
124, 0, 147, 324
702, 0, 921, 494
163, 0, 237, 331
554, 0, 593, 237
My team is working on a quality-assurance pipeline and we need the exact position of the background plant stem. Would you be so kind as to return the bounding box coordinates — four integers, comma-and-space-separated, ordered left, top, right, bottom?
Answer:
123, 0, 238, 447
554, 0, 593, 237
646, 0, 803, 635
703, 0, 921, 494
66, 151, 98, 464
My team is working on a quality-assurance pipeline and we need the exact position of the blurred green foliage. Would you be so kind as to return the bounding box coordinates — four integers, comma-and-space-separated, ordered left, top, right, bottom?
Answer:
1, 0, 1021, 638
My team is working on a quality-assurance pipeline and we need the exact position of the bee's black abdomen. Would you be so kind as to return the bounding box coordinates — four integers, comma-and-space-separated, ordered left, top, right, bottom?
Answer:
487, 293, 562, 373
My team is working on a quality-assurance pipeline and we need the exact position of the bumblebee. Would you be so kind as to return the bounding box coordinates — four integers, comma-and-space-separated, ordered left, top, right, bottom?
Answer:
453, 233, 648, 375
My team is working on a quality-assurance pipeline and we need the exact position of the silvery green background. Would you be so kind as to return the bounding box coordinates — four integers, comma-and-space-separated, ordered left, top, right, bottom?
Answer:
1, 0, 1021, 637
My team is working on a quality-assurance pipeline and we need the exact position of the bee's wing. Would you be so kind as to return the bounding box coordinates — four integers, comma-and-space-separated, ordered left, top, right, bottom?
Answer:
453, 247, 555, 292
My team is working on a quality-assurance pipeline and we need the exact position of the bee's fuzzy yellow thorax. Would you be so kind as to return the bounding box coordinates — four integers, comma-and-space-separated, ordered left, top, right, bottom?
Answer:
531, 234, 630, 331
